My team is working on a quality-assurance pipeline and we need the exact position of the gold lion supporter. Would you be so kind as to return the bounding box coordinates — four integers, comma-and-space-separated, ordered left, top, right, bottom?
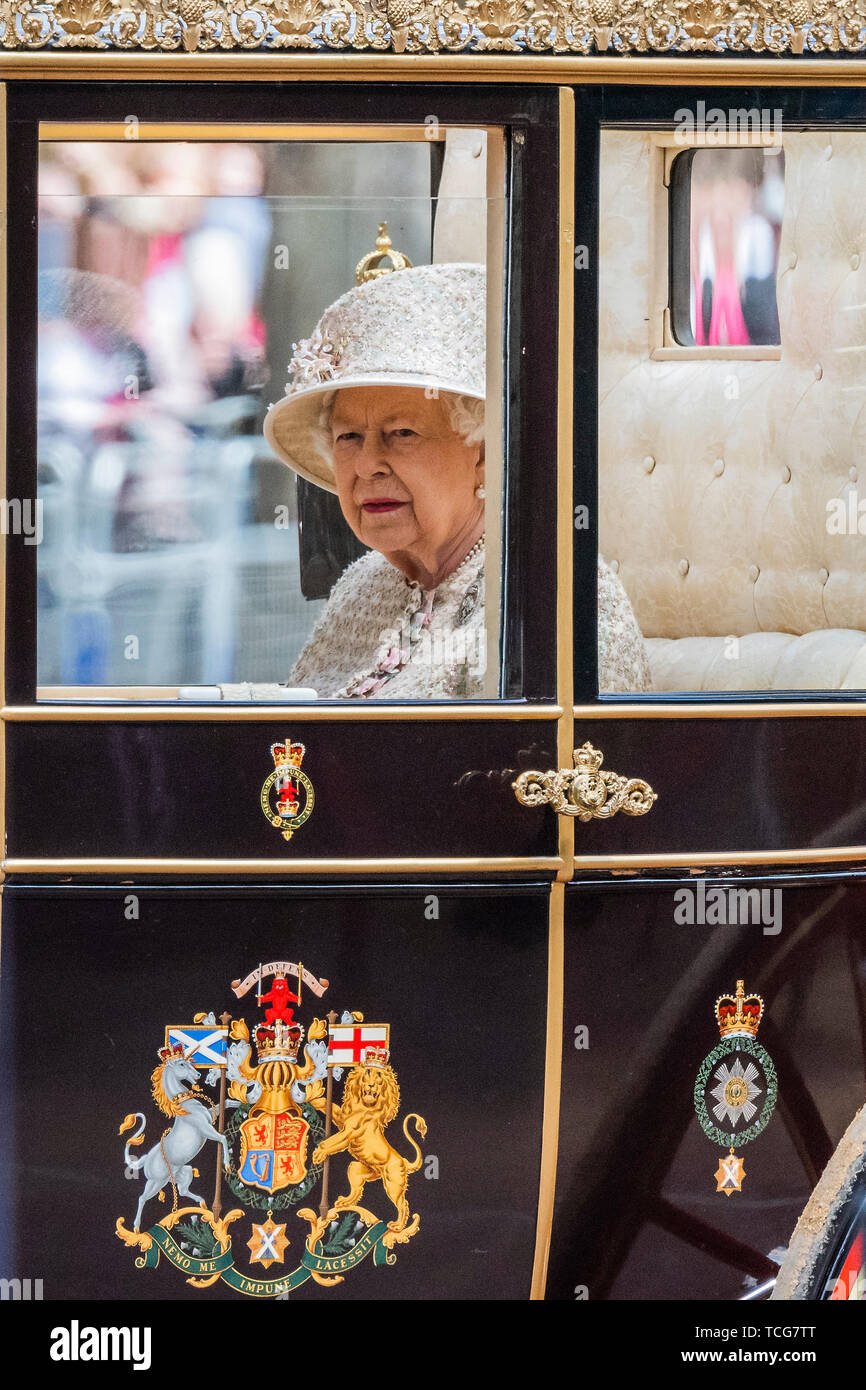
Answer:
265, 261, 652, 697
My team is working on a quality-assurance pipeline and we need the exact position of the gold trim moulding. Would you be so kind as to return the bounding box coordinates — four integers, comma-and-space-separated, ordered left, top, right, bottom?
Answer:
577, 702, 866, 719
39, 122, 452, 141
575, 846, 866, 869
4, 702, 562, 722
8, 54, 866, 79
1, 855, 563, 874
555, 86, 576, 886
530, 878, 564, 1300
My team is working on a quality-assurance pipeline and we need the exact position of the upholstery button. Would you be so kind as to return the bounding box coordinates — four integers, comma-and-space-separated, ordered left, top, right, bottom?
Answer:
748, 564, 760, 582
713, 458, 725, 476
678, 558, 689, 576
782, 465, 792, 483
642, 455, 656, 474
789, 252, 798, 269
819, 567, 829, 584
814, 363, 823, 380
852, 253, 861, 271
850, 467, 859, 482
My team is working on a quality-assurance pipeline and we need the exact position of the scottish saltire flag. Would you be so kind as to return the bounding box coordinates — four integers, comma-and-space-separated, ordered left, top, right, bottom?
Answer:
165, 1025, 228, 1067
327, 1022, 389, 1067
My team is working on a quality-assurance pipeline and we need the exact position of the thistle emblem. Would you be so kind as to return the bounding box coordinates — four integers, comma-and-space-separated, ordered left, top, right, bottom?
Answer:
693, 980, 778, 1194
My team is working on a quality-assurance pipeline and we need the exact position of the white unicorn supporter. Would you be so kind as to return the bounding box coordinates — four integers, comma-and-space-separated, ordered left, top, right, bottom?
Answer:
119, 1050, 230, 1232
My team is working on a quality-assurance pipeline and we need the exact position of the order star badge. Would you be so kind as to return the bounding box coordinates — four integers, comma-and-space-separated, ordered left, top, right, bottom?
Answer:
715, 1150, 746, 1197
693, 980, 778, 1193
247, 1212, 290, 1269
710, 1058, 763, 1128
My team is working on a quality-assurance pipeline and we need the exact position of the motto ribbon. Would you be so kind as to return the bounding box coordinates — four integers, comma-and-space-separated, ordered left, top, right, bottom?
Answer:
230, 962, 329, 1000
139, 1221, 391, 1296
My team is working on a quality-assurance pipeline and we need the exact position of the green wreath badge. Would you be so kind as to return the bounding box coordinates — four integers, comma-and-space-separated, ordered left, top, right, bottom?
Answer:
693, 980, 778, 1196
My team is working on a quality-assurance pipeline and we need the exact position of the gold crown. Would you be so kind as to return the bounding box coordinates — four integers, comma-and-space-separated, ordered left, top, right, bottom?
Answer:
255, 1020, 302, 1061
355, 223, 413, 285
272, 740, 305, 769
715, 980, 764, 1038
362, 1045, 390, 1068
573, 742, 604, 776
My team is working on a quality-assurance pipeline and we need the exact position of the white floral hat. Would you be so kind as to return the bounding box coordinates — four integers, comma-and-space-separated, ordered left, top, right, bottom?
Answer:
263, 262, 486, 493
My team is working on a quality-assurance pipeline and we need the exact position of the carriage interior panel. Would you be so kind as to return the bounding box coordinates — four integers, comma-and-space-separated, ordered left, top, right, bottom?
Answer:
598, 125, 866, 696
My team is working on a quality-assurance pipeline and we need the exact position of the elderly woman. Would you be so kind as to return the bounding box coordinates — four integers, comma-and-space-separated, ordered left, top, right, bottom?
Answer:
265, 262, 651, 698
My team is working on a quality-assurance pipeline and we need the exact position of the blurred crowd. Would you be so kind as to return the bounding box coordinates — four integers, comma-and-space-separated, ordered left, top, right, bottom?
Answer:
36, 141, 305, 685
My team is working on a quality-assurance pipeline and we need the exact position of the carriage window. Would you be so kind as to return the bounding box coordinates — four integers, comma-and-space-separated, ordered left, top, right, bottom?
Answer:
598, 129, 866, 696
669, 147, 785, 349
36, 127, 505, 702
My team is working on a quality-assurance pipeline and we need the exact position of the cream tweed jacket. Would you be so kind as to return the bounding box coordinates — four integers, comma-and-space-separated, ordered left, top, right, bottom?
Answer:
289, 550, 652, 697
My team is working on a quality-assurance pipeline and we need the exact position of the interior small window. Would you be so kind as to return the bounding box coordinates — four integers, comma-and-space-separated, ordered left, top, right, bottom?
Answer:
669, 146, 785, 349
36, 126, 504, 703
598, 127, 866, 697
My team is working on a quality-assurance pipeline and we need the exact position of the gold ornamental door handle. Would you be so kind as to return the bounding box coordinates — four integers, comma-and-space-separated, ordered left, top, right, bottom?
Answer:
512, 741, 657, 822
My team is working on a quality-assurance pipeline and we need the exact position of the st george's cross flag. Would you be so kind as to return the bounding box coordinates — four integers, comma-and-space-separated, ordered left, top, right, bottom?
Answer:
327, 1022, 390, 1067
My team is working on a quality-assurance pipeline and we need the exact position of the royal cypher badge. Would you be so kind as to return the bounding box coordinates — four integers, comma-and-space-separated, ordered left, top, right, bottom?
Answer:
693, 980, 778, 1195
261, 739, 314, 841
115, 961, 427, 1297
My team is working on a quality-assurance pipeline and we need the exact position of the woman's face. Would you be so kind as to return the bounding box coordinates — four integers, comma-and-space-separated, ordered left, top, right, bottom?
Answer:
329, 385, 483, 568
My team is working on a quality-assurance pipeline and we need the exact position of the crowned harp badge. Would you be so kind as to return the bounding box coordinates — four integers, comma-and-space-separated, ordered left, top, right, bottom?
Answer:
693, 981, 778, 1195
261, 739, 314, 841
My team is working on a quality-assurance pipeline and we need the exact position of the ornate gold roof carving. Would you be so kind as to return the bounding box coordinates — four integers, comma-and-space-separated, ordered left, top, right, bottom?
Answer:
0, 0, 855, 54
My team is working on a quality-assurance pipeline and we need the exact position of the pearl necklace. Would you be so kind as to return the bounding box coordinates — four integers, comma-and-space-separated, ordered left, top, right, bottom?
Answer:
453, 534, 485, 574
403, 533, 486, 592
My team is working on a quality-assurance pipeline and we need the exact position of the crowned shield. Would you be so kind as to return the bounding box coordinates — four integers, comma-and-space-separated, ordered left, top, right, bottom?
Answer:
239, 1111, 310, 1193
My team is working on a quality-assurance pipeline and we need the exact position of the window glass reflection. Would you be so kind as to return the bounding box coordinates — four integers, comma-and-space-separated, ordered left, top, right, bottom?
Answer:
681, 147, 785, 348
37, 135, 501, 699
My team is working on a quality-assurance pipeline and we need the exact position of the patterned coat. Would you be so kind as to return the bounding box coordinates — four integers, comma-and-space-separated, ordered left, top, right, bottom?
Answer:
289, 549, 652, 697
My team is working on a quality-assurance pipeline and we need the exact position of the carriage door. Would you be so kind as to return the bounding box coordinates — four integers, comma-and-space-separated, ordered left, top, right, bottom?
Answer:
0, 79, 574, 1303
542, 81, 866, 1303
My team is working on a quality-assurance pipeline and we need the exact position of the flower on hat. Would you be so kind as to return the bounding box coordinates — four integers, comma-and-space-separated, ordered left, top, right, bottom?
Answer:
287, 326, 342, 390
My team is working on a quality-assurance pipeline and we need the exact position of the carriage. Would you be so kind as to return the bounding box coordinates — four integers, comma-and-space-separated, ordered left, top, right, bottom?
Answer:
0, 2, 864, 1316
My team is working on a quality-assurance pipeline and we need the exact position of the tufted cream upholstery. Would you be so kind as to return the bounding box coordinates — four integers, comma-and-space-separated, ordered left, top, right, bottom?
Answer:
599, 131, 866, 691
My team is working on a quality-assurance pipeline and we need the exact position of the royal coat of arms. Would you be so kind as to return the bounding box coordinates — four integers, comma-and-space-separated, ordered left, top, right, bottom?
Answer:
115, 961, 427, 1297
693, 980, 778, 1195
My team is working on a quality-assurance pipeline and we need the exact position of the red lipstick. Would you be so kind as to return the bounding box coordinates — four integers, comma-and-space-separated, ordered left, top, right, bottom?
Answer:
362, 499, 406, 513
